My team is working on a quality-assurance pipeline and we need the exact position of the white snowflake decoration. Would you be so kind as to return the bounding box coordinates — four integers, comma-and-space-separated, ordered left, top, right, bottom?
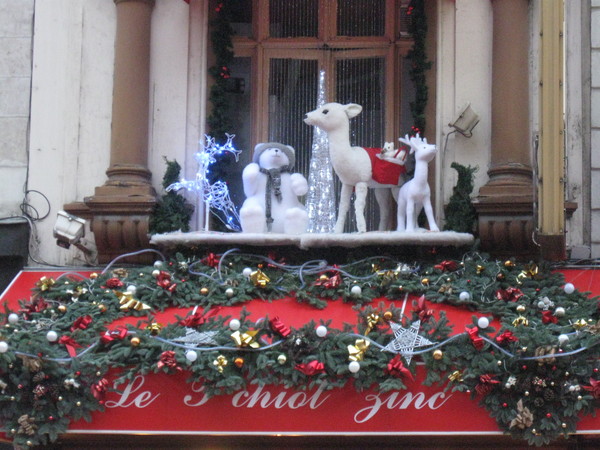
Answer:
382, 320, 434, 365
172, 328, 219, 347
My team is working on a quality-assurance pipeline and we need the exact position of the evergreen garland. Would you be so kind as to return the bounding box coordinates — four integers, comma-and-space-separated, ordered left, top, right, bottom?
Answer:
207, 1, 235, 144
1, 251, 600, 447
444, 162, 478, 233
406, 0, 431, 134
149, 158, 194, 234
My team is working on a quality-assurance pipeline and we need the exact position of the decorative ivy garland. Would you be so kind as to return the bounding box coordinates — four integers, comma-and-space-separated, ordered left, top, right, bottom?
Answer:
1, 250, 599, 447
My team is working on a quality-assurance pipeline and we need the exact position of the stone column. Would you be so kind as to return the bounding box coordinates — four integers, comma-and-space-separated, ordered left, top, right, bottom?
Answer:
66, 0, 156, 263
473, 0, 536, 258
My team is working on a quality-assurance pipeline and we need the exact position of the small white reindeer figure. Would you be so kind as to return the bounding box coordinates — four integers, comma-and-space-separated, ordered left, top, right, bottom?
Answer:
396, 134, 439, 232
304, 103, 404, 233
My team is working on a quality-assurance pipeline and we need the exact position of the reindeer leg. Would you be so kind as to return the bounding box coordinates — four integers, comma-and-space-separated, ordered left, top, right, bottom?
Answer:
374, 188, 392, 231
335, 183, 353, 233
354, 182, 368, 233
422, 198, 439, 232
405, 199, 416, 232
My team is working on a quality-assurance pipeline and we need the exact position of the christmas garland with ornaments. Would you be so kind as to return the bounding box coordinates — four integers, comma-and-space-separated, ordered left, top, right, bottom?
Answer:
1, 250, 599, 447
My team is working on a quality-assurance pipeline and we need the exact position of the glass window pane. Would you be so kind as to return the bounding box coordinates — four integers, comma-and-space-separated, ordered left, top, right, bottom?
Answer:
336, 56, 386, 231
337, 0, 386, 37
269, 0, 318, 38
229, 1, 253, 38
268, 58, 319, 177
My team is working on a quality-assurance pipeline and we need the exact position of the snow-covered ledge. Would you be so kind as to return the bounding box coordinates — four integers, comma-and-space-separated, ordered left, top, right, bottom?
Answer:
150, 230, 474, 251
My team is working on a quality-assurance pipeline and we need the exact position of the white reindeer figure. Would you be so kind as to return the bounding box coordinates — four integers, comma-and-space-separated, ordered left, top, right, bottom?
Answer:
396, 134, 439, 232
304, 103, 403, 233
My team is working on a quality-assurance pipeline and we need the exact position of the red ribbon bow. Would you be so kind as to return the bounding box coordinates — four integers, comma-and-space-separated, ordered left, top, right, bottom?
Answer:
495, 330, 518, 345
202, 253, 220, 268
385, 355, 414, 381
583, 378, 600, 399
70, 315, 93, 332
270, 316, 291, 338
495, 287, 524, 302
157, 271, 177, 293
100, 327, 128, 344
466, 326, 484, 350
475, 374, 500, 396
434, 260, 459, 272
105, 277, 124, 289
415, 295, 434, 322
91, 378, 109, 403
541, 310, 558, 324
58, 335, 82, 357
157, 350, 182, 372
295, 360, 325, 376
179, 307, 220, 328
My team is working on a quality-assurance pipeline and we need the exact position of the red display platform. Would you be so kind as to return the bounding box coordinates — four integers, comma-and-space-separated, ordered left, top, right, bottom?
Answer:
2, 267, 600, 438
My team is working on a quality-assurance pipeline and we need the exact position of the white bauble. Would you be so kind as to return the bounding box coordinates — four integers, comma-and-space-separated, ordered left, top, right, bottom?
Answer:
242, 268, 253, 278
7, 313, 19, 325
459, 291, 470, 302
348, 361, 360, 373
316, 325, 328, 338
477, 317, 490, 329
46, 331, 59, 342
564, 283, 575, 294
0, 341, 8, 353
186, 350, 198, 362
350, 285, 362, 296
229, 319, 241, 331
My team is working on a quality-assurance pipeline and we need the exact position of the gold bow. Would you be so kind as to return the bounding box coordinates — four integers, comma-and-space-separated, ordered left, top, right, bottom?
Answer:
573, 319, 588, 331
365, 313, 380, 335
213, 355, 228, 373
117, 291, 151, 311
348, 339, 370, 362
448, 370, 463, 382
231, 330, 260, 348
36, 276, 55, 291
512, 315, 529, 327
146, 323, 163, 335
517, 263, 538, 285
250, 269, 270, 288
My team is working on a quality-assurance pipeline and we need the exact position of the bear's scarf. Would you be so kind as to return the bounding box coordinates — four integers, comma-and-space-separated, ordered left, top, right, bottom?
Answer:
259, 165, 290, 231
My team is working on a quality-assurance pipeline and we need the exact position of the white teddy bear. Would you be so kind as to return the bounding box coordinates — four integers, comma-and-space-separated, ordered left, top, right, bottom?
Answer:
240, 142, 309, 234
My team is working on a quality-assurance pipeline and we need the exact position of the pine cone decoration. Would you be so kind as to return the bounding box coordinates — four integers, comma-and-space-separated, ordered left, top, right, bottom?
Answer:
19, 355, 43, 372
33, 384, 47, 400
534, 345, 557, 365
533, 397, 545, 408
32, 372, 46, 384
17, 414, 37, 436
47, 383, 60, 400
543, 389, 556, 402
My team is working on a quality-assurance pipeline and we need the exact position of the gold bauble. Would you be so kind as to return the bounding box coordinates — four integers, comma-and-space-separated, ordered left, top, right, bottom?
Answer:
421, 278, 430, 286
319, 274, 329, 281
98, 304, 107, 313
234, 357, 244, 368
516, 305, 526, 313
90, 272, 98, 279
200, 287, 209, 295
130, 337, 141, 347
433, 349, 443, 360
383, 311, 393, 321
57, 305, 67, 313
277, 354, 287, 365
496, 273, 505, 281
504, 260, 515, 268
76, 401, 82, 407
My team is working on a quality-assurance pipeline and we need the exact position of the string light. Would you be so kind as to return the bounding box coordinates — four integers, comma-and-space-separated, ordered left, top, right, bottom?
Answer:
168, 134, 242, 231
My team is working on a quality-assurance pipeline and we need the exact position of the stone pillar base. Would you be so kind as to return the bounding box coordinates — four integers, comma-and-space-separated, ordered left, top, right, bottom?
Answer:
473, 194, 537, 259
65, 184, 156, 264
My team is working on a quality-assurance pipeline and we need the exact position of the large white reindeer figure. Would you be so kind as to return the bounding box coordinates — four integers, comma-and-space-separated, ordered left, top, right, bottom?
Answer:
396, 134, 439, 233
304, 103, 402, 233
